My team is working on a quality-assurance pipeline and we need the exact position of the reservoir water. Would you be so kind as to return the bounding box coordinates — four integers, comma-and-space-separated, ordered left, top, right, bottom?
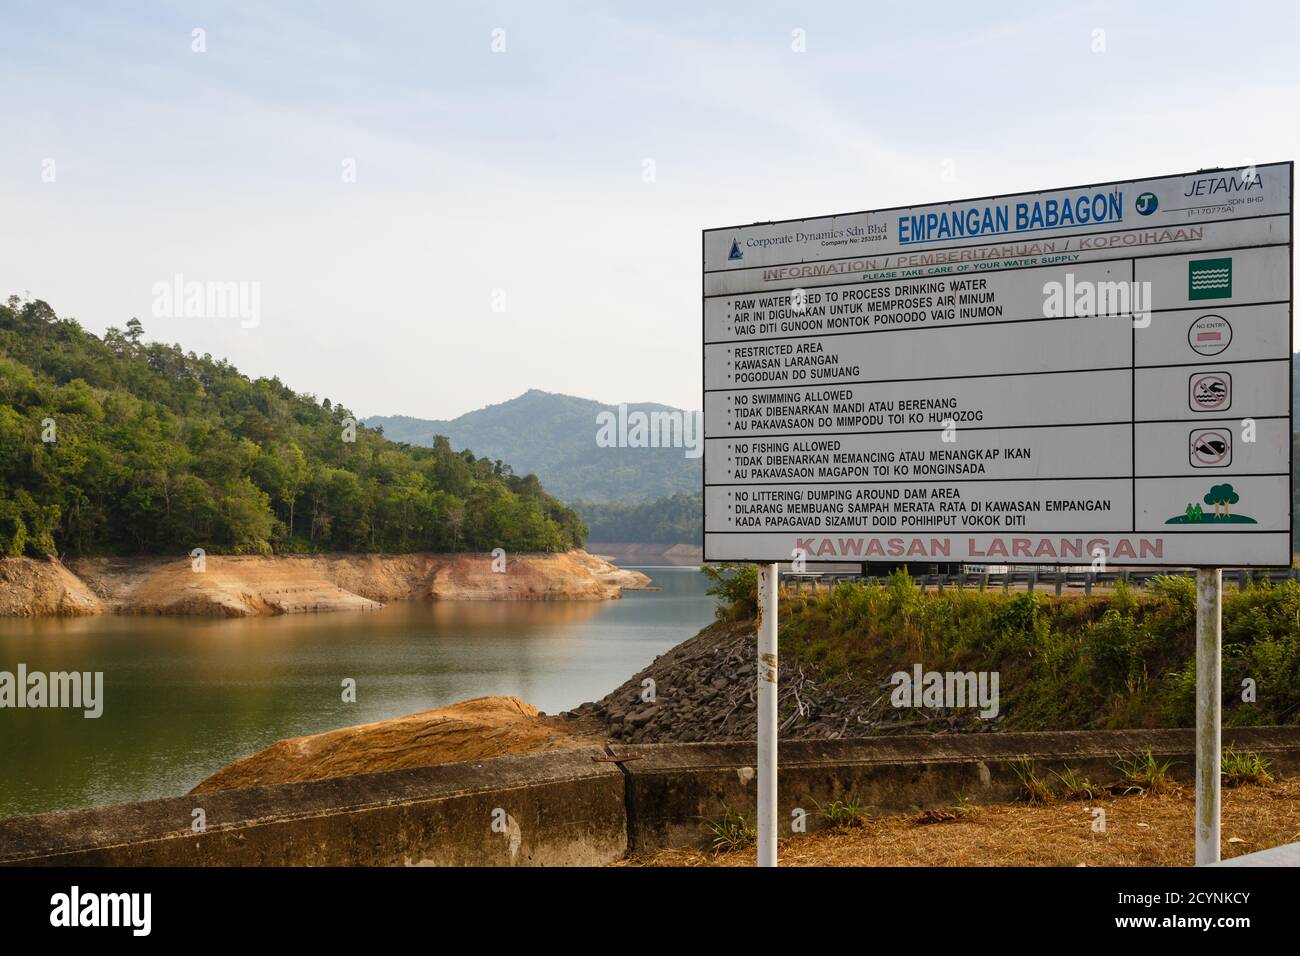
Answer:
0, 566, 716, 820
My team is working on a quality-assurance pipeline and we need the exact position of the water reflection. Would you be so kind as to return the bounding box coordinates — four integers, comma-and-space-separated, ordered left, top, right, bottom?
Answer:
0, 567, 716, 819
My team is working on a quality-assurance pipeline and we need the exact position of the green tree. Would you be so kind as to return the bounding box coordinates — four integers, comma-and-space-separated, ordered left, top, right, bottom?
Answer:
278, 442, 308, 539
0, 497, 27, 556
0, 298, 584, 557
220, 478, 276, 554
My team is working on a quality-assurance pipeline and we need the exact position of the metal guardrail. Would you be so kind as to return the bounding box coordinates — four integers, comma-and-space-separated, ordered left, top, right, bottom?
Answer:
785, 567, 1300, 596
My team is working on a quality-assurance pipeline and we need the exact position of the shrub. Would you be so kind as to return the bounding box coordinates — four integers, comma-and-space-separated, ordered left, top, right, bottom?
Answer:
709, 570, 1300, 732
702, 563, 757, 621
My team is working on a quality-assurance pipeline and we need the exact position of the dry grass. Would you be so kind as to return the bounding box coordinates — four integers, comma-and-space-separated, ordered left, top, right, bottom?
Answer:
617, 776, 1300, 867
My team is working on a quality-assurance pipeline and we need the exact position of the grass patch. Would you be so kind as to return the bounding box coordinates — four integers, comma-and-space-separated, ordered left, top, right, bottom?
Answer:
1222, 748, 1275, 788
817, 795, 872, 830
1114, 748, 1179, 795
1052, 766, 1105, 800
1012, 756, 1055, 804
704, 808, 756, 854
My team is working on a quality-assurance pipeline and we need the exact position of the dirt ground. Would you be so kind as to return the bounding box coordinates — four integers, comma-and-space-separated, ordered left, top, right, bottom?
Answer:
0, 556, 102, 616
192, 695, 601, 793
618, 776, 1300, 867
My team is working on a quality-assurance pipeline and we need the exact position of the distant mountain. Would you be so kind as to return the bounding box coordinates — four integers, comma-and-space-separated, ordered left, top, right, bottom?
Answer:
365, 389, 701, 504
574, 491, 702, 545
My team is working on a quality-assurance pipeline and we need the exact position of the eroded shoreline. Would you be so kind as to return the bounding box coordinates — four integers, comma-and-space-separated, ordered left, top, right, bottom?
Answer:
0, 549, 651, 617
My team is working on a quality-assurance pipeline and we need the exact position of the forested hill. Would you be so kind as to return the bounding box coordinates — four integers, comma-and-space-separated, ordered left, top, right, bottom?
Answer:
365, 389, 701, 503
574, 492, 702, 545
0, 298, 585, 557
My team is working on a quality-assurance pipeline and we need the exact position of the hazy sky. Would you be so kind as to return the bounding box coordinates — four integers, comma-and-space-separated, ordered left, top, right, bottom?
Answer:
2, 1, 1296, 419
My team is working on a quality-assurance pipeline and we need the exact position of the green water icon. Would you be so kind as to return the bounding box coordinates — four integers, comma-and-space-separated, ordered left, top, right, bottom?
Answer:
1189, 258, 1232, 300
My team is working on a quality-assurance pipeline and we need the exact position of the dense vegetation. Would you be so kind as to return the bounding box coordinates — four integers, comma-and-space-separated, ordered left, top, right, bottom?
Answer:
1293, 431, 1300, 541
366, 389, 701, 503
705, 567, 1300, 729
0, 298, 585, 557
573, 491, 702, 544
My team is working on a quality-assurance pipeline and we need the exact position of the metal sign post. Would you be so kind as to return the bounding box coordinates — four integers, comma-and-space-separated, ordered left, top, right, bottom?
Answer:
756, 563, 779, 867
1195, 568, 1222, 865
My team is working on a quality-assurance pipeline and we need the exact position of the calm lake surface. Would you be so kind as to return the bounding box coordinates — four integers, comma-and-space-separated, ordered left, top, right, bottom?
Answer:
0, 567, 716, 820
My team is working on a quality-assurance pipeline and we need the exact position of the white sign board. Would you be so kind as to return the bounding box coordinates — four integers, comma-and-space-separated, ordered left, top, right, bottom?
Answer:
703, 163, 1293, 567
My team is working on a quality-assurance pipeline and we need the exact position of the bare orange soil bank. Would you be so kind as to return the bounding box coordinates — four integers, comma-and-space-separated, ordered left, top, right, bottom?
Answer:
0, 550, 651, 617
0, 556, 102, 616
192, 695, 600, 793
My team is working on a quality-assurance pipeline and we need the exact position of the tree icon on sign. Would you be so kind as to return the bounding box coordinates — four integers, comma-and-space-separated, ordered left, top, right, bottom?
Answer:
1166, 483, 1255, 525
1203, 483, 1239, 518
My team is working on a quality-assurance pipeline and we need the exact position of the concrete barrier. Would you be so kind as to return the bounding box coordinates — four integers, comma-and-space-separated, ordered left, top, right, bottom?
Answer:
3, 728, 1299, 865
1212, 840, 1300, 866
612, 728, 1300, 852
0, 747, 626, 867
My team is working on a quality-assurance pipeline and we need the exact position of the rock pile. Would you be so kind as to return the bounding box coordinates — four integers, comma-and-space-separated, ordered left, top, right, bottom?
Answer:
564, 620, 990, 743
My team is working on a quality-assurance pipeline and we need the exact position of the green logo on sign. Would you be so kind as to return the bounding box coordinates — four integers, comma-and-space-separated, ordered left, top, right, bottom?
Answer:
1165, 483, 1256, 525
1189, 258, 1232, 300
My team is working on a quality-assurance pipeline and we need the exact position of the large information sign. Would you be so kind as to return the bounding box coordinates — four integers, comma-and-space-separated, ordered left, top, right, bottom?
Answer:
703, 163, 1293, 567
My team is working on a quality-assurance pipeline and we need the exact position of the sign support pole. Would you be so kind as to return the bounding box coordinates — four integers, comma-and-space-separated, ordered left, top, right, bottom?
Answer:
1195, 567, 1222, 866
756, 563, 779, 867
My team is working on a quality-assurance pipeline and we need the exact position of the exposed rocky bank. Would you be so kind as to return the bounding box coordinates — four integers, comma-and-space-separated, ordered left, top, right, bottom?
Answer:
562, 619, 987, 743
0, 550, 650, 617
0, 557, 102, 617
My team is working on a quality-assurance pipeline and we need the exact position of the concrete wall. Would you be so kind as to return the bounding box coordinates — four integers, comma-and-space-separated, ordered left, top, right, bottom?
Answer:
0, 747, 627, 867
3, 728, 1299, 865
613, 728, 1300, 851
